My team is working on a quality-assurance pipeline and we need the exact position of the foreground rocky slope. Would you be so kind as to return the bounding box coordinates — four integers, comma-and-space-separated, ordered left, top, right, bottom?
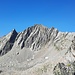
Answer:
0, 24, 75, 75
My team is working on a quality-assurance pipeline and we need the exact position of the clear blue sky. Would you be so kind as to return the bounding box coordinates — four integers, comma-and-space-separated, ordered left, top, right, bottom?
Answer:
0, 0, 75, 36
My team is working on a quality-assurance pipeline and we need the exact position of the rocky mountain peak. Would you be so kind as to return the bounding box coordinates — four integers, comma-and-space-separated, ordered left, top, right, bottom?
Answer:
0, 25, 75, 75
12, 29, 17, 33
9, 29, 18, 43
24, 24, 48, 34
34, 24, 47, 29
0, 29, 18, 56
14, 24, 58, 50
34, 24, 56, 32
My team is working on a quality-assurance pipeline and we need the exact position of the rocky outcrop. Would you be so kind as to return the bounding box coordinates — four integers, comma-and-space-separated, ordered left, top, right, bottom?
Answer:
53, 36, 75, 75
70, 36, 75, 57
65, 36, 75, 62
53, 63, 68, 75
53, 62, 75, 75
0, 29, 18, 55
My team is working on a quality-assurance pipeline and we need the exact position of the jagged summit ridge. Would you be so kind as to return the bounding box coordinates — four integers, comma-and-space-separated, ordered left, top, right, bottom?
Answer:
13, 24, 58, 50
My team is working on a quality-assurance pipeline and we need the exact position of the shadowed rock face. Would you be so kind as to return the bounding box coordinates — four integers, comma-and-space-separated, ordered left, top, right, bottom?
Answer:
0, 29, 18, 55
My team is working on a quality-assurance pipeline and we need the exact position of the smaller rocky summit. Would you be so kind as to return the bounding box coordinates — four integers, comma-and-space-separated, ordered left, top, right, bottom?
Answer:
0, 29, 18, 55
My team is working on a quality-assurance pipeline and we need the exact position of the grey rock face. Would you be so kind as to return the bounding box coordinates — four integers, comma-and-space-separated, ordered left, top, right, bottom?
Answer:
14, 24, 58, 50
65, 36, 75, 62
0, 29, 18, 55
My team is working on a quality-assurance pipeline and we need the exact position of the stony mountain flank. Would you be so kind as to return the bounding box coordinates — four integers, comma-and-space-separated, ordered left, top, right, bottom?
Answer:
0, 24, 75, 75
0, 29, 18, 56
